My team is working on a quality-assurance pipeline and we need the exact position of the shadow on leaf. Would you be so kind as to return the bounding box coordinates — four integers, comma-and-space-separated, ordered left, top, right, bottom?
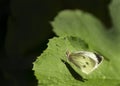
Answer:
61, 59, 87, 82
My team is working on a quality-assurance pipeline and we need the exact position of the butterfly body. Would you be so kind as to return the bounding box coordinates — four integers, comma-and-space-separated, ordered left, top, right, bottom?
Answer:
66, 51, 103, 74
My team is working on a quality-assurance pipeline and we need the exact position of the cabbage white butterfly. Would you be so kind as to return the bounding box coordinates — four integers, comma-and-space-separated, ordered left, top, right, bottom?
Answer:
66, 51, 103, 74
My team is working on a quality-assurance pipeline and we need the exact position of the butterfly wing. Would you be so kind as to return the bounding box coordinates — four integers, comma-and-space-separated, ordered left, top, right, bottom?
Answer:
68, 52, 97, 74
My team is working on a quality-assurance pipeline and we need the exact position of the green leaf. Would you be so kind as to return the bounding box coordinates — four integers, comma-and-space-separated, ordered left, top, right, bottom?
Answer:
109, 0, 120, 32
33, 1, 120, 86
51, 10, 120, 55
33, 36, 120, 86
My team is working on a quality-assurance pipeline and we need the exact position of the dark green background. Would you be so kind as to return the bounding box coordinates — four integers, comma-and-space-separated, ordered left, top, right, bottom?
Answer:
0, 0, 112, 86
